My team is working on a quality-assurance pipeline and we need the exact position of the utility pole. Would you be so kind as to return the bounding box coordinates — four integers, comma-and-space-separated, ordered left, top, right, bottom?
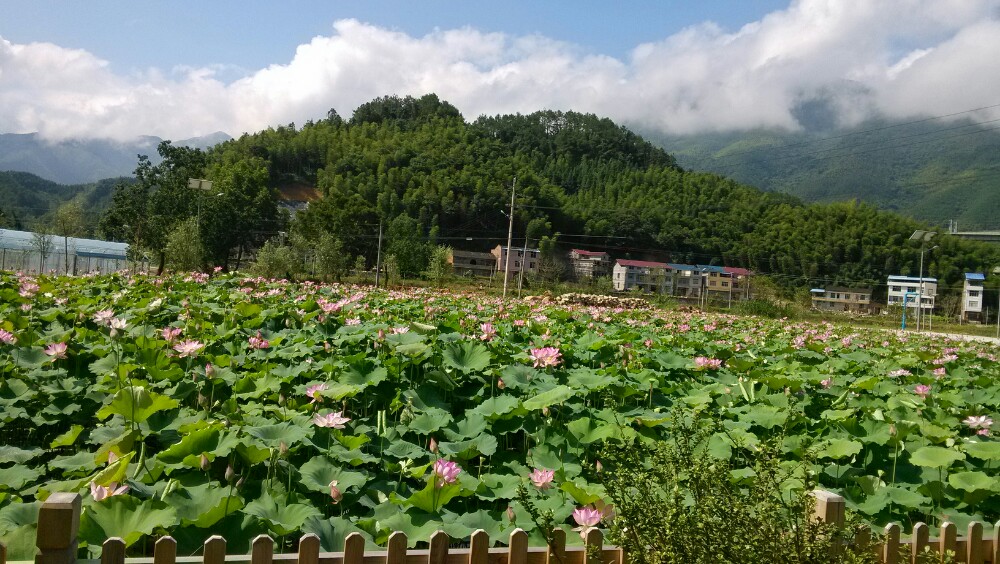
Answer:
517, 236, 530, 298
374, 219, 383, 288
502, 176, 516, 299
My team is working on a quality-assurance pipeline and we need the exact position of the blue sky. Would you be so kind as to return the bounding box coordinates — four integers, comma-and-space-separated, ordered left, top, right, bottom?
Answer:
1, 0, 998, 140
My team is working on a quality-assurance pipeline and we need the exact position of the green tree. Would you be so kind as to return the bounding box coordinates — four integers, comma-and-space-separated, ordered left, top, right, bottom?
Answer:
315, 233, 351, 281
425, 245, 453, 286
165, 218, 204, 272
52, 201, 86, 274
253, 237, 298, 279
386, 214, 430, 278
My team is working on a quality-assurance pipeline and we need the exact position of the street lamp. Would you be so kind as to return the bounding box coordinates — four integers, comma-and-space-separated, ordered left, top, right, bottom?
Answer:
994, 266, 1000, 338
909, 230, 937, 331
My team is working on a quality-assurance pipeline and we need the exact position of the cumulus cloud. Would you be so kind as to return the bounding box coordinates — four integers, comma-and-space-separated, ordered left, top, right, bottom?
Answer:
1, 0, 998, 141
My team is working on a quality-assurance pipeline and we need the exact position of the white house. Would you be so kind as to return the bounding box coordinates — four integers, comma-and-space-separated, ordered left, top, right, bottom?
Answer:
962, 272, 985, 322
886, 275, 937, 312
568, 249, 611, 279
491, 245, 540, 281
613, 259, 672, 293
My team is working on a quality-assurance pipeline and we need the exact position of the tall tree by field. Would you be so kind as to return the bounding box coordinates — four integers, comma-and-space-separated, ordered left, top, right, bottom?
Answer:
52, 201, 86, 274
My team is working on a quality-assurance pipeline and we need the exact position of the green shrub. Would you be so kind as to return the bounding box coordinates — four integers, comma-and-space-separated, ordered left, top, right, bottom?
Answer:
734, 298, 794, 319
253, 237, 298, 279
599, 412, 879, 564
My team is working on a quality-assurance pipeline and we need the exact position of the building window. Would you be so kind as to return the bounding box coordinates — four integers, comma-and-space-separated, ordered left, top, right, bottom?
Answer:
722, 281, 729, 287
969, 290, 981, 298
970, 300, 979, 308
891, 286, 901, 292
529, 262, 535, 269
514, 261, 520, 267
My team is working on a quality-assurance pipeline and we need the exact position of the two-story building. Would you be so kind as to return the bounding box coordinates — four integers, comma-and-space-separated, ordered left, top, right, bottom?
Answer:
962, 272, 986, 322
491, 245, 540, 281
612, 259, 672, 293
568, 249, 611, 280
886, 275, 937, 312
450, 250, 497, 278
810, 287, 874, 313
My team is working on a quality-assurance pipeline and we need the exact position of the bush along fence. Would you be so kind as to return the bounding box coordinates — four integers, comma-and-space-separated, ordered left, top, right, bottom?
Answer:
2, 493, 622, 564
7, 491, 1000, 564
813, 490, 1000, 564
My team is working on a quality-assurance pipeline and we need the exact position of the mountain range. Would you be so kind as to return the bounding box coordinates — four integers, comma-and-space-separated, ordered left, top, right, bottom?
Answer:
0, 131, 231, 185
650, 117, 1000, 232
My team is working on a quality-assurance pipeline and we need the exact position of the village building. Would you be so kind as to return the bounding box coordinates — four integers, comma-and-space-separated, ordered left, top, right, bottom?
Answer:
450, 250, 497, 278
961, 272, 986, 322
568, 249, 611, 279
809, 287, 874, 313
491, 245, 540, 281
886, 275, 937, 313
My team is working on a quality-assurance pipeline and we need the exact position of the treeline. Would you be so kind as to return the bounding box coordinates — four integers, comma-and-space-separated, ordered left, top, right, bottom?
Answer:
98, 93, 1000, 290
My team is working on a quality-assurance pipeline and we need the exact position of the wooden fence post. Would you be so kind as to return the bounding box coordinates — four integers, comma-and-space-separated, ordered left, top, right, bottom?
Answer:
811, 490, 845, 527
35, 493, 81, 564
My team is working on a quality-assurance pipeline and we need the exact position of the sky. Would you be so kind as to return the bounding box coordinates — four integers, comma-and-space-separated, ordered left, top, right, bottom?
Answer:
1, 0, 999, 141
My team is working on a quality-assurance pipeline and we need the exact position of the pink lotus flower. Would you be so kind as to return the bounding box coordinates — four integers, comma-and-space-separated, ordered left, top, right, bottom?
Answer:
248, 332, 270, 349
694, 356, 722, 370
93, 309, 114, 326
914, 384, 931, 398
0, 329, 16, 345
329, 480, 342, 504
205, 363, 215, 378
44, 342, 68, 360
433, 459, 461, 487
572, 506, 602, 527
306, 383, 327, 404
820, 378, 832, 389
530, 347, 562, 368
480, 322, 497, 341
90, 481, 129, 501
964, 415, 993, 430
173, 340, 204, 358
162, 327, 182, 342
933, 367, 946, 378
888, 369, 912, 378
313, 411, 350, 428
529, 468, 554, 489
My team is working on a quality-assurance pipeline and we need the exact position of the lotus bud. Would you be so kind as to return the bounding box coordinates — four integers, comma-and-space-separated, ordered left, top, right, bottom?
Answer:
429, 436, 438, 454
225, 464, 235, 483
235, 476, 245, 490
205, 363, 215, 379
200, 453, 209, 471
278, 393, 286, 406
285, 318, 293, 328
329, 480, 342, 504
595, 459, 603, 473
497, 378, 506, 389
279, 441, 289, 458
542, 407, 551, 417
324, 341, 332, 352
506, 505, 515, 522
198, 392, 208, 407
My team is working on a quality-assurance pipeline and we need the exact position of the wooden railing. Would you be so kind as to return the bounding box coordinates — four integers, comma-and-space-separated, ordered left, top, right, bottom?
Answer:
2, 493, 622, 564
813, 490, 1000, 564
6, 490, 1000, 564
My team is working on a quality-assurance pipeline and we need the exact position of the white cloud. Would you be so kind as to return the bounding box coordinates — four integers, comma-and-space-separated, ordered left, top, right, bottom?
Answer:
1, 0, 998, 142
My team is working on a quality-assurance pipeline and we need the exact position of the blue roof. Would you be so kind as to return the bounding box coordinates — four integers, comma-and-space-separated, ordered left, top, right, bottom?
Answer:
888, 275, 937, 283
694, 264, 726, 273
965, 272, 986, 281
667, 263, 697, 271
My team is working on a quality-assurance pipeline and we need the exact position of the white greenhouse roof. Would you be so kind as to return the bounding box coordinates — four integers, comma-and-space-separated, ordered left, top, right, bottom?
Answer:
0, 229, 128, 260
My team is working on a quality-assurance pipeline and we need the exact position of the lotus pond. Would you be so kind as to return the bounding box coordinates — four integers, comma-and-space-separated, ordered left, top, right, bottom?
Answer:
1, 271, 999, 557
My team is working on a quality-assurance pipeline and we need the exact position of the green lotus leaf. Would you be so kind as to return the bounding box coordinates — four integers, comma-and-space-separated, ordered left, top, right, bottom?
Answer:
408, 409, 453, 435
443, 413, 487, 441
0, 446, 43, 464
963, 441, 1000, 461
909, 446, 965, 468
166, 483, 244, 527
0, 464, 42, 490
566, 368, 614, 391
476, 473, 521, 501
298, 455, 369, 494
79, 496, 177, 547
0, 524, 38, 561
437, 434, 498, 459
50, 425, 85, 448
522, 385, 574, 411
442, 341, 491, 374
382, 440, 428, 460
566, 417, 617, 444
497, 365, 537, 390
376, 509, 440, 548
0, 501, 41, 533
157, 427, 236, 466
245, 422, 310, 447
96, 386, 178, 424
469, 395, 520, 419
948, 471, 997, 493
403, 480, 463, 513
301, 515, 374, 552
91, 451, 134, 486
243, 491, 321, 536
441, 509, 505, 540
818, 439, 863, 460
49, 452, 98, 474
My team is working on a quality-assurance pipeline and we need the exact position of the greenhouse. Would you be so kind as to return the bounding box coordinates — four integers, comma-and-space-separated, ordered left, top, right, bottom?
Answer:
0, 228, 132, 274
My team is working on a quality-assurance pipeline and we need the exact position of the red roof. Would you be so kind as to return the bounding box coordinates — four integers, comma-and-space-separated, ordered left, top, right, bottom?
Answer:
571, 249, 608, 257
723, 266, 753, 276
616, 259, 669, 269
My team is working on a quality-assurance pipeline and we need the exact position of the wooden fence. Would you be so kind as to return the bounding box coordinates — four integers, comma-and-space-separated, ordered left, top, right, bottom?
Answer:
2, 493, 622, 564
5, 491, 1000, 564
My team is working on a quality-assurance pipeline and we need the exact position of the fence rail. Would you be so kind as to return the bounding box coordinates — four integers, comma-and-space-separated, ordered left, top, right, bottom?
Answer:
1, 493, 621, 564
7, 491, 1000, 564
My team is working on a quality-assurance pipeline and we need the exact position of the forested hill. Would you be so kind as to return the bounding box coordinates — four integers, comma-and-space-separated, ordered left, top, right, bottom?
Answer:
189, 94, 998, 291
0, 171, 124, 232
652, 118, 1000, 230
